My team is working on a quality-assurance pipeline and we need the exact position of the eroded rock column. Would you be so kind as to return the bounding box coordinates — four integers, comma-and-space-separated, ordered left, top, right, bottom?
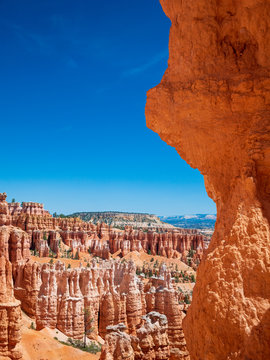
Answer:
146, 1, 270, 359
0, 257, 22, 360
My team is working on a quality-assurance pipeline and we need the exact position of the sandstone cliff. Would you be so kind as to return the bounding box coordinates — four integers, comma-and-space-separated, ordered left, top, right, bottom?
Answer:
100, 312, 171, 360
0, 194, 22, 360
146, 1, 270, 359
9, 199, 204, 262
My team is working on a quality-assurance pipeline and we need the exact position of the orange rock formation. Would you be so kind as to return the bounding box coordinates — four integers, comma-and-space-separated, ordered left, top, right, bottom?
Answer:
7, 197, 205, 261
146, 1, 270, 359
0, 191, 195, 358
100, 312, 171, 360
13, 259, 188, 351
109, 227, 204, 259
0, 194, 22, 360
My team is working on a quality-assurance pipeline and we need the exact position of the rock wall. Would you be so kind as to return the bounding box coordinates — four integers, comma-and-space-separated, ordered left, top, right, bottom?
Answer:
100, 312, 185, 360
109, 228, 204, 259
13, 258, 189, 357
0, 257, 22, 360
0, 193, 22, 360
8, 203, 204, 261
146, 1, 270, 359
8, 202, 51, 217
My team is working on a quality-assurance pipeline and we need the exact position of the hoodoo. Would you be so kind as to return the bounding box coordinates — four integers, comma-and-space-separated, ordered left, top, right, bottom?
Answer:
146, 1, 270, 359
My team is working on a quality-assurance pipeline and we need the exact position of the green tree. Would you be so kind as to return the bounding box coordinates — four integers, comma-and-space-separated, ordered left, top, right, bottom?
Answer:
11, 198, 16, 203
188, 249, 195, 258
83, 309, 94, 348
184, 294, 191, 304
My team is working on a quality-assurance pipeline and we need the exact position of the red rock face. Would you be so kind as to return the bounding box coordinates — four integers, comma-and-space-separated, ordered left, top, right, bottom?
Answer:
100, 323, 135, 360
0, 193, 33, 359
110, 227, 204, 259
146, 1, 270, 359
8, 202, 51, 217
0, 257, 22, 360
13, 258, 188, 357
0, 193, 11, 226
101, 312, 177, 360
6, 195, 205, 262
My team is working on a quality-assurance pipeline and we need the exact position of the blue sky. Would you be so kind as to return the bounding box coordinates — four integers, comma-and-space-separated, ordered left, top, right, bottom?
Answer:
0, 0, 216, 216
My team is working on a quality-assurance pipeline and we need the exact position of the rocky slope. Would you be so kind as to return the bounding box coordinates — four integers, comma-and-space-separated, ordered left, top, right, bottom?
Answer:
146, 0, 270, 359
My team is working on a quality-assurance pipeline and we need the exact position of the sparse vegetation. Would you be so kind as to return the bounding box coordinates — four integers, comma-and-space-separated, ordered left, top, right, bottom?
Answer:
184, 294, 191, 304
56, 337, 101, 354
66, 338, 101, 354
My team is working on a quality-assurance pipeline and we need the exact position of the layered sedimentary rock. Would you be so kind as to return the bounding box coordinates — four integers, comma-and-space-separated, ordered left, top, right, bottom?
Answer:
100, 312, 173, 360
100, 323, 135, 360
146, 1, 270, 359
8, 202, 51, 217
0, 193, 11, 226
6, 195, 204, 261
0, 194, 22, 359
13, 258, 188, 357
0, 257, 22, 360
109, 227, 204, 259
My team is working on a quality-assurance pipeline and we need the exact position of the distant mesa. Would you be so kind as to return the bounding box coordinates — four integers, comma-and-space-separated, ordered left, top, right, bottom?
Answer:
68, 211, 175, 231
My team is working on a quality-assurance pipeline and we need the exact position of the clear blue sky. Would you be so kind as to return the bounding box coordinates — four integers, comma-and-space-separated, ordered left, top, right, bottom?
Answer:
0, 0, 215, 216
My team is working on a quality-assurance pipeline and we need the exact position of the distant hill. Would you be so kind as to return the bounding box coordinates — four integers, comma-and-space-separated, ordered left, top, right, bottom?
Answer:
68, 211, 174, 230
159, 214, 216, 229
